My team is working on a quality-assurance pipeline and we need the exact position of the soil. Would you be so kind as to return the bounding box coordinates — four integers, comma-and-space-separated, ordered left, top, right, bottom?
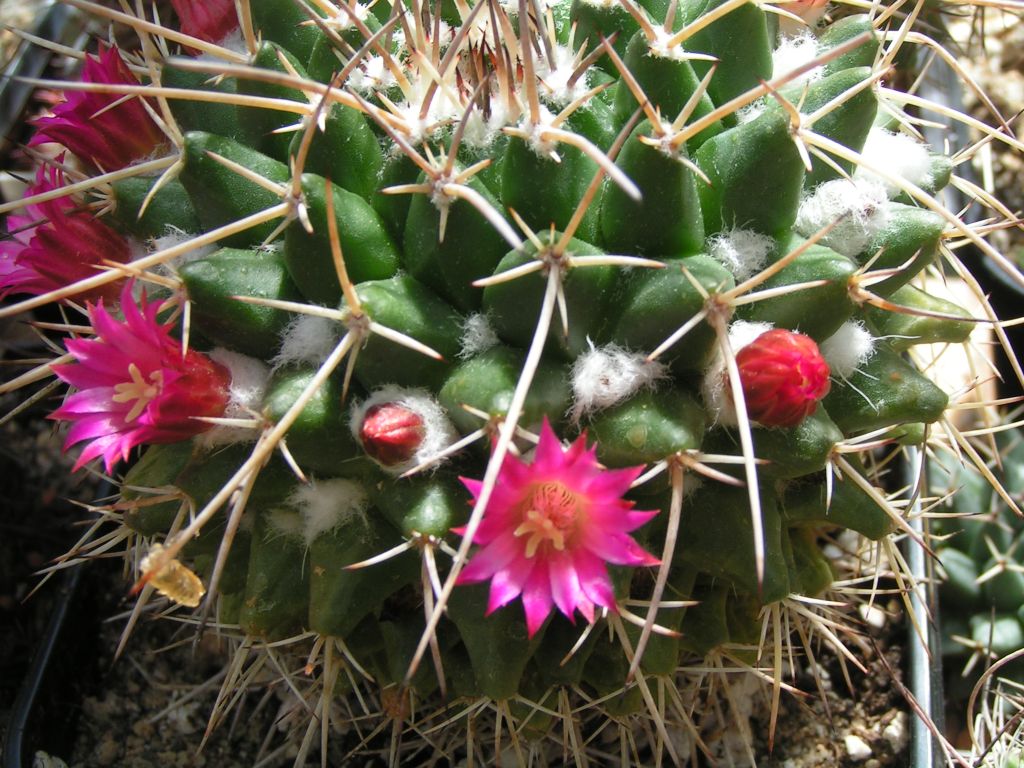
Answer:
65, 572, 292, 768
0, 379, 293, 768
755, 601, 911, 768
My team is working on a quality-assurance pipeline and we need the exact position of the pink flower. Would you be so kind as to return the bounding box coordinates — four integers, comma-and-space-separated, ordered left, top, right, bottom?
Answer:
455, 420, 658, 637
0, 162, 130, 301
734, 329, 831, 428
50, 283, 231, 472
170, 0, 239, 46
30, 47, 166, 171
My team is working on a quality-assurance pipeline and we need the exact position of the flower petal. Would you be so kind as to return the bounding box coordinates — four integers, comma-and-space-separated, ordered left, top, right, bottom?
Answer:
520, 566, 554, 638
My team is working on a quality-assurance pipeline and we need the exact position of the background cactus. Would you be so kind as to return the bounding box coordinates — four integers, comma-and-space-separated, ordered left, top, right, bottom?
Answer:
934, 425, 1024, 695
931, 423, 1024, 767
2, 0, 1021, 763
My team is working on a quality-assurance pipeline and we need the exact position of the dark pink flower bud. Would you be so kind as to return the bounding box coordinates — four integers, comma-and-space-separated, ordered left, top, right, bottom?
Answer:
29, 47, 166, 171
359, 403, 426, 466
0, 161, 131, 302
170, 0, 239, 46
734, 329, 831, 428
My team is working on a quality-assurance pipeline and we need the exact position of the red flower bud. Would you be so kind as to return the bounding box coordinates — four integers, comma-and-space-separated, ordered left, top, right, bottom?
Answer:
359, 403, 426, 466
733, 329, 831, 428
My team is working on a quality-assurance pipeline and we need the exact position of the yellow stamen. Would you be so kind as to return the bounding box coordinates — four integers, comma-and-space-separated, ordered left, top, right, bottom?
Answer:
515, 508, 567, 558
512, 482, 581, 558
112, 363, 164, 421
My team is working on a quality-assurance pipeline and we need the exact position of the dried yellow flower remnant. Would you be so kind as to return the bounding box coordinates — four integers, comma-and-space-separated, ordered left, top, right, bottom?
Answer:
140, 543, 206, 607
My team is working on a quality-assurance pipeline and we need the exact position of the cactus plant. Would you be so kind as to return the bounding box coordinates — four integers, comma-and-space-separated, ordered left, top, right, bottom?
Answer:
2, 0, 1020, 763
933, 426, 1024, 683
931, 423, 1024, 765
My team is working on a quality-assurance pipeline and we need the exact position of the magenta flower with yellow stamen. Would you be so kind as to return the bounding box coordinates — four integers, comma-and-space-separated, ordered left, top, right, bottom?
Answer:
0, 161, 131, 302
170, 0, 239, 46
30, 47, 166, 171
50, 283, 231, 472
455, 420, 658, 637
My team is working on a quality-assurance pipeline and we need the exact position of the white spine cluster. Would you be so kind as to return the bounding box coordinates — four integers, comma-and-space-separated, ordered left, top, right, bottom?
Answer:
570, 342, 666, 422
273, 314, 341, 368
706, 229, 776, 282
819, 320, 875, 378
348, 55, 397, 94
349, 386, 458, 475
462, 100, 512, 150
287, 478, 369, 547
794, 177, 890, 257
853, 127, 934, 197
536, 44, 589, 107
701, 320, 774, 426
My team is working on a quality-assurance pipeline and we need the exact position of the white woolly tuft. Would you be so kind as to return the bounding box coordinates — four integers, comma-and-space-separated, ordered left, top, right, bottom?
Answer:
819, 321, 875, 378
154, 227, 217, 271
325, 0, 370, 29
194, 29, 246, 58
287, 478, 369, 547
706, 229, 776, 282
459, 313, 499, 359
794, 178, 890, 258
273, 315, 340, 368
209, 348, 270, 413
701, 320, 774, 426
536, 44, 589, 107
737, 100, 766, 124
772, 32, 822, 87
350, 387, 458, 475
200, 349, 271, 446
462, 100, 511, 150
267, 509, 304, 540
570, 342, 666, 422
220, 30, 248, 54
853, 128, 934, 198
349, 56, 397, 93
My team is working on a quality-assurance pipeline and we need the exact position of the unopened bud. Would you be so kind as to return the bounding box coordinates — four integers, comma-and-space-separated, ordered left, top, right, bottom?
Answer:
359, 403, 426, 466
733, 329, 831, 428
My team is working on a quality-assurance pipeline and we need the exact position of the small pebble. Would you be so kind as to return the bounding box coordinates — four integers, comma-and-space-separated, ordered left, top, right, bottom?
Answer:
883, 712, 908, 752
32, 752, 68, 768
858, 603, 887, 629
844, 733, 872, 762
94, 737, 120, 766
132, 719, 155, 739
